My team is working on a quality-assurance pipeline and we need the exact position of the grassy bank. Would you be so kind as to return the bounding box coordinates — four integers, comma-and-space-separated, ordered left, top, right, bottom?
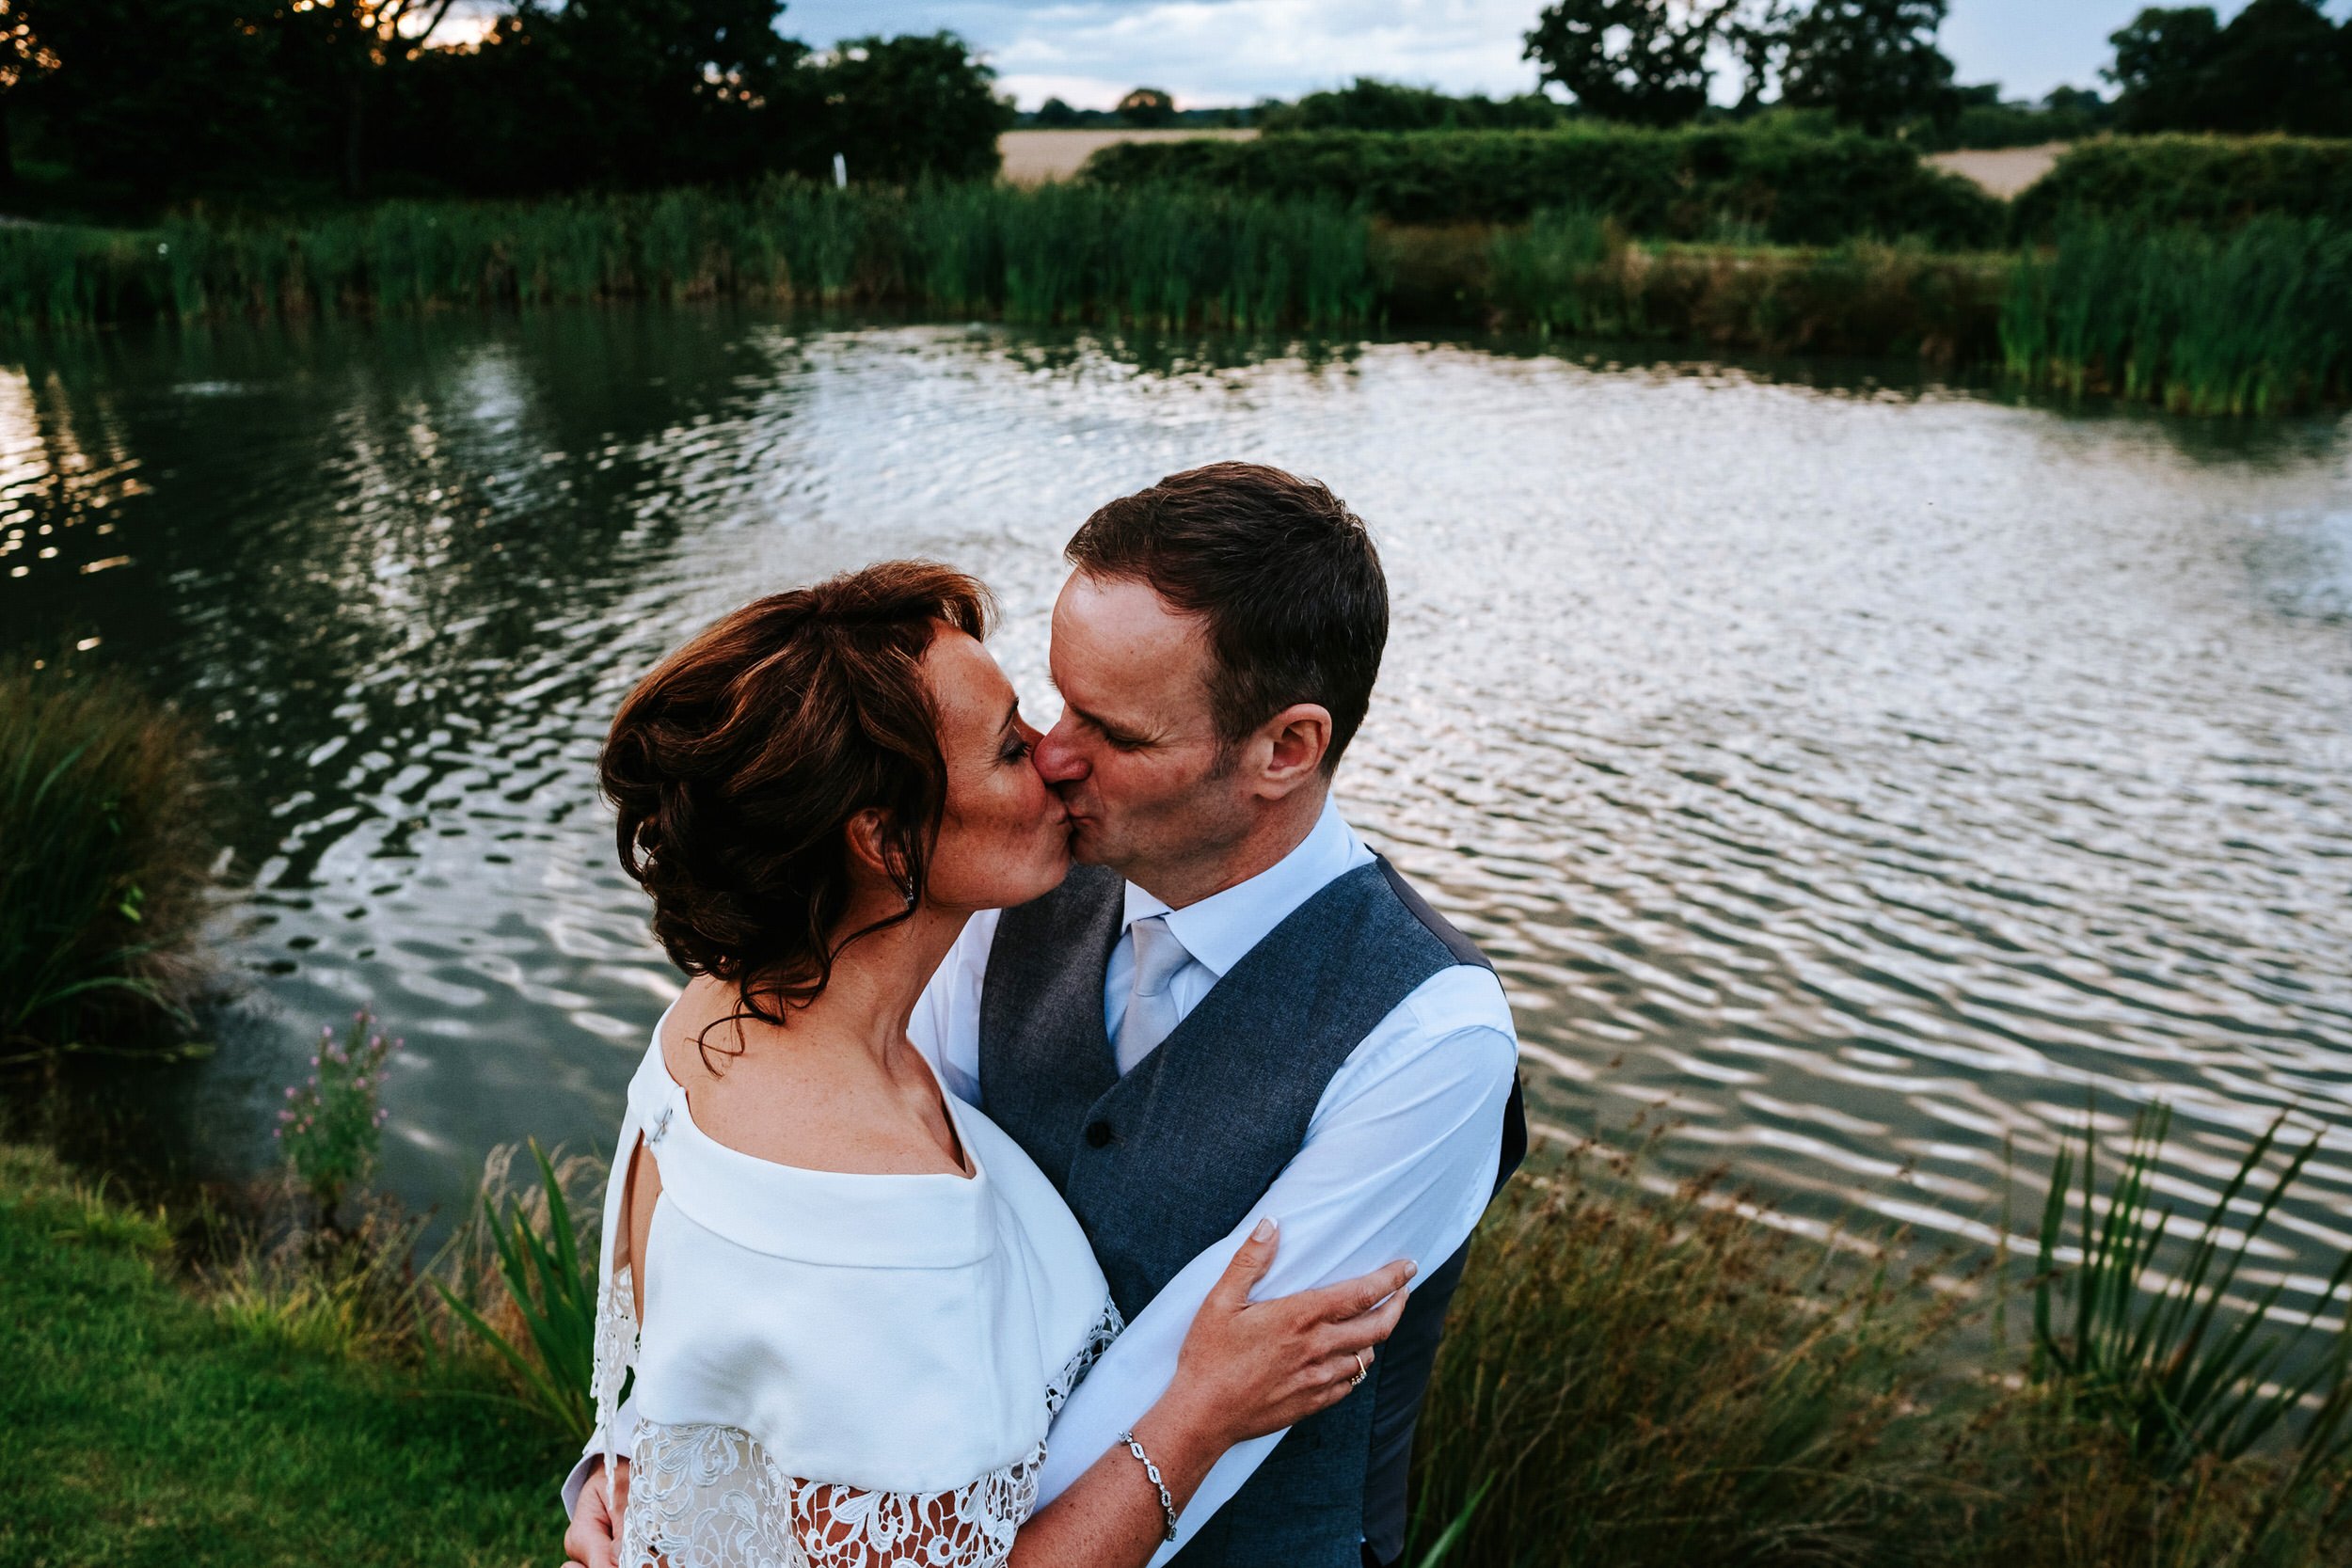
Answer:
0, 1144, 567, 1567
8, 183, 2345, 414
7, 1105, 2349, 1568
1410, 1121, 2352, 1567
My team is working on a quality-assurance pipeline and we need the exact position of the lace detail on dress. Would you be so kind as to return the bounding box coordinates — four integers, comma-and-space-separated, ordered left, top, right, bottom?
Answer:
617, 1294, 1122, 1568
1047, 1296, 1124, 1418
593, 1262, 639, 1486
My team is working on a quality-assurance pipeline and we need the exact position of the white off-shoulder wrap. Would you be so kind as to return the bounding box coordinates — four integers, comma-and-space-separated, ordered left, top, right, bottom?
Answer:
591, 1012, 1120, 1568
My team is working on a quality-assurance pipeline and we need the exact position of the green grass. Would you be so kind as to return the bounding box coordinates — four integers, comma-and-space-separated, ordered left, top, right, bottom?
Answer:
2002, 215, 2352, 414
8, 1102, 2352, 1568
0, 1145, 568, 1568
0, 180, 1379, 334
0, 668, 218, 1068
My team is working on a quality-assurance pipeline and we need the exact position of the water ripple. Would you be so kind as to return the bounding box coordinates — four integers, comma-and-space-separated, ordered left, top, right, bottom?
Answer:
3, 315, 2349, 1309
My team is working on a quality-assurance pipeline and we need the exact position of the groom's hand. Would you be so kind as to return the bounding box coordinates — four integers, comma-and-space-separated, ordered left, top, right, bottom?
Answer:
564, 1455, 628, 1568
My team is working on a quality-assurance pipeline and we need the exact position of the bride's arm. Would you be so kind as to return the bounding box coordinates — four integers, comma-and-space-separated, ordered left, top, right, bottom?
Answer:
560, 1223, 1407, 1568
1007, 1221, 1413, 1568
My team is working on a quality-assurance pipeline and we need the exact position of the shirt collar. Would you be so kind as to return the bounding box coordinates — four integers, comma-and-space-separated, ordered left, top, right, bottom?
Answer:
1119, 797, 1367, 978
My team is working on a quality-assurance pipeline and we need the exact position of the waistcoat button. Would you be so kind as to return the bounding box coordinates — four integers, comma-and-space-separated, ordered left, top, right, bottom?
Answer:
1084, 1120, 1115, 1148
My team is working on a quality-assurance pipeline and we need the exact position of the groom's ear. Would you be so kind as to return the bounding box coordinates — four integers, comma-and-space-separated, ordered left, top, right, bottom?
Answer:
1251, 703, 1333, 798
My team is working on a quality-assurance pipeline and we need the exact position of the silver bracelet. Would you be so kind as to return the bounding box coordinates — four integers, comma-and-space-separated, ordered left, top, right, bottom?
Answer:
1116, 1429, 1179, 1543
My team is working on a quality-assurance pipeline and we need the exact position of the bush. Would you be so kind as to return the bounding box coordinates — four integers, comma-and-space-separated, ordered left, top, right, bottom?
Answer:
0, 667, 215, 1067
277, 1011, 398, 1230
2012, 135, 2352, 238
1902, 99, 2107, 152
1082, 126, 2009, 248
1483, 211, 2007, 359
1259, 78, 1564, 133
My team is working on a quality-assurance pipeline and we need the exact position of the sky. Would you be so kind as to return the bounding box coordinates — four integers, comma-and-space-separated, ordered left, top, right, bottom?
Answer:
773, 0, 2351, 111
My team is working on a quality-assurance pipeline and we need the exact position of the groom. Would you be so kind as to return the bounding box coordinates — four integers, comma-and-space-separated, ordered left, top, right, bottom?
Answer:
567, 462, 1526, 1568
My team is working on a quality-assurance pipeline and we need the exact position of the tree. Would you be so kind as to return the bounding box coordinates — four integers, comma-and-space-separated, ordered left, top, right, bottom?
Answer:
433, 0, 815, 195
1724, 0, 1796, 110
1117, 87, 1176, 127
0, 1, 57, 188
268, 0, 465, 195
1522, 0, 1730, 126
19, 0, 296, 203
1256, 77, 1563, 131
1777, 0, 1956, 134
819, 33, 1014, 183
2106, 0, 2352, 135
1034, 95, 1080, 127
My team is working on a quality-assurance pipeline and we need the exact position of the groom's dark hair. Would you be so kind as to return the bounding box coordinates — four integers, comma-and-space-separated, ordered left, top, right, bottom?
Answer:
1066, 462, 1386, 773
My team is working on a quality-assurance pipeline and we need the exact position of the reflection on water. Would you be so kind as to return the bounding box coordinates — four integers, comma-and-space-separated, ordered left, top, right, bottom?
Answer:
7, 310, 2351, 1321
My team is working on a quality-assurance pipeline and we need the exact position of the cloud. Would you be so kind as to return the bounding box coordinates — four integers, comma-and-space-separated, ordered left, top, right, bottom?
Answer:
772, 0, 2352, 110
790, 0, 1547, 107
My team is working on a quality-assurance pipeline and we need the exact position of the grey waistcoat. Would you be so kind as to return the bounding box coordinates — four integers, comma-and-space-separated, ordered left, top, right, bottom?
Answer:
977, 857, 1527, 1568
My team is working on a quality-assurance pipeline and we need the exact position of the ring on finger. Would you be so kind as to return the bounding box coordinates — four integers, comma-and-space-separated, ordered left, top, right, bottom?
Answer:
1349, 1350, 1370, 1387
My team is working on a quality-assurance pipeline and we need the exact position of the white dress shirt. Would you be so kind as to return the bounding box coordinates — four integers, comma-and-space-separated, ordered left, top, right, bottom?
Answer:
910, 798, 1520, 1563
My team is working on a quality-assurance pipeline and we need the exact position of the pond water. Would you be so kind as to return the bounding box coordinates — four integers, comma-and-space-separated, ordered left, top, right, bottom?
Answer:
7, 309, 2351, 1319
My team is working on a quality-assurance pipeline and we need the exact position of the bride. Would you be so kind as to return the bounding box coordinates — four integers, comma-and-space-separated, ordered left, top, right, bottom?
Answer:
577, 561, 1413, 1568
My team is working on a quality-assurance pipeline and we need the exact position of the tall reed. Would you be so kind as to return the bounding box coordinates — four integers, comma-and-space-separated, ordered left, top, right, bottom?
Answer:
1, 182, 1379, 335
2002, 215, 2352, 415
1409, 1137, 1964, 1568
0, 667, 216, 1067
2030, 1104, 2352, 1483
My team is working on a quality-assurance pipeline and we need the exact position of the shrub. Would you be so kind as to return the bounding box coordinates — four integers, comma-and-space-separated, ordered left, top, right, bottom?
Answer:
2012, 135, 2352, 238
2030, 1104, 2352, 1480
1081, 126, 2009, 247
277, 1011, 397, 1230
0, 667, 215, 1067
435, 1141, 607, 1443
1484, 212, 2008, 360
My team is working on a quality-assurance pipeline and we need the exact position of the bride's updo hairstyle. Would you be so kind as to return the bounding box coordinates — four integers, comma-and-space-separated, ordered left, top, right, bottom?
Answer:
599, 561, 992, 1058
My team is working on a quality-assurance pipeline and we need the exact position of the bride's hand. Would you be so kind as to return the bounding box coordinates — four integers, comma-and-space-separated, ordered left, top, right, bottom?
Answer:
1166, 1218, 1414, 1449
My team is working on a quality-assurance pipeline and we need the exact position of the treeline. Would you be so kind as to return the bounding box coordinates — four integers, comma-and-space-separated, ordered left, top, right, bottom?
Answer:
1517, 0, 2352, 140
1027, 1, 2352, 153
0, 0, 1010, 212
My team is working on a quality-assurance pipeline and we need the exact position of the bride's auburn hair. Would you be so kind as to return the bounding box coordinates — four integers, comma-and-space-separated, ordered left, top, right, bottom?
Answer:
599, 561, 992, 1057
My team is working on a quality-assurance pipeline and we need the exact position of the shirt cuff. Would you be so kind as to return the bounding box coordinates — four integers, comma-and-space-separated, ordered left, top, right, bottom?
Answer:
559, 1393, 639, 1517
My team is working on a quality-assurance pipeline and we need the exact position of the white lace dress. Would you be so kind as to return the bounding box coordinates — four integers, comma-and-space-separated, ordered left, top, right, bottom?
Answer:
588, 1015, 1122, 1568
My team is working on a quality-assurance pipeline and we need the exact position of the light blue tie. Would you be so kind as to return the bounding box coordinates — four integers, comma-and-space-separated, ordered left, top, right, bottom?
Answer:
1115, 915, 1192, 1074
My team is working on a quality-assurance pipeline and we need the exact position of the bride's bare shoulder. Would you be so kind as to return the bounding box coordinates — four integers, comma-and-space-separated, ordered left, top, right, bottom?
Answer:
654, 978, 866, 1168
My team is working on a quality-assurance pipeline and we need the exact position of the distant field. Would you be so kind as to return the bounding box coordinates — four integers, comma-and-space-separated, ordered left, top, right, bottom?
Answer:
999, 128, 1259, 184
1004, 128, 2060, 199
1925, 143, 2067, 198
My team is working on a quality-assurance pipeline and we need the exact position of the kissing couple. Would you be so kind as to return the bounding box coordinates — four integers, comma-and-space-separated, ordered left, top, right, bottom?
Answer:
563, 462, 1528, 1568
